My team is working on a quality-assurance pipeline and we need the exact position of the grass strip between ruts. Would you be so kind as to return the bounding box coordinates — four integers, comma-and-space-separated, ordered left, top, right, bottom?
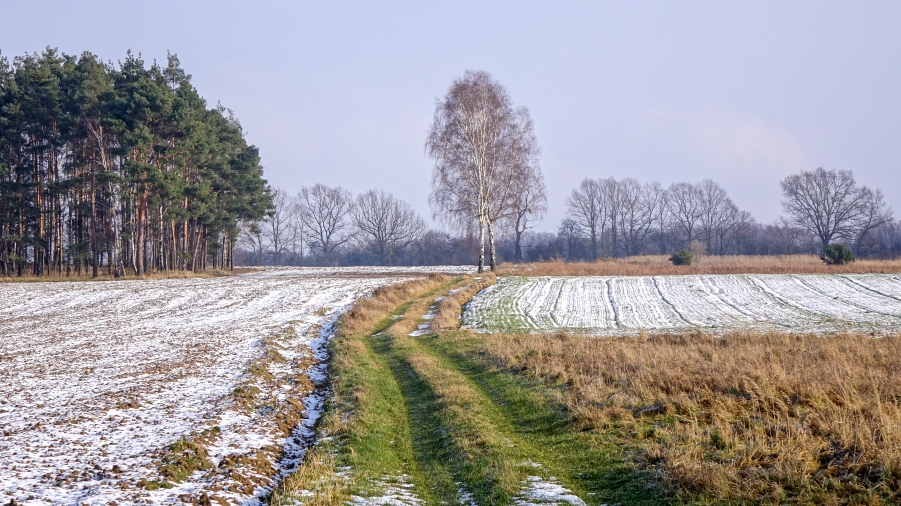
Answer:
271, 274, 669, 505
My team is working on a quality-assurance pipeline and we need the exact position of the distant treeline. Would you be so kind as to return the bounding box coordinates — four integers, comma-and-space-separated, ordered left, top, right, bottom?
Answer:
238, 175, 900, 268
237, 211, 901, 268
0, 49, 270, 277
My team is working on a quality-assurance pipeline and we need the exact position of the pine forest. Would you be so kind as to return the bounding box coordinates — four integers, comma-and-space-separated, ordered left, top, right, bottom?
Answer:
0, 49, 271, 277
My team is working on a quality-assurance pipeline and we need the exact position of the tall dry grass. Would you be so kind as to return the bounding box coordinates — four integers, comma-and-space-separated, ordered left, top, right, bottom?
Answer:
432, 273, 497, 331
479, 331, 901, 504
496, 255, 901, 277
336, 273, 450, 337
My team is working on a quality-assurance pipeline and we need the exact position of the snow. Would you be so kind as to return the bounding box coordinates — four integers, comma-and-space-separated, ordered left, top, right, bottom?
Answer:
407, 297, 444, 337
0, 267, 470, 505
464, 274, 901, 335
514, 476, 587, 506
348, 475, 423, 505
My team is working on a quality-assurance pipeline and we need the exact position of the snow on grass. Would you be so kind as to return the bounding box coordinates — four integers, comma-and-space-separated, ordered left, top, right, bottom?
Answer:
0, 267, 469, 505
464, 274, 901, 335
348, 475, 423, 506
408, 297, 444, 337
514, 476, 587, 506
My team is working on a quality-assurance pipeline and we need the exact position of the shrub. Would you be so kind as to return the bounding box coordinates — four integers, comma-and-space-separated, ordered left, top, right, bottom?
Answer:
669, 249, 695, 266
821, 244, 856, 265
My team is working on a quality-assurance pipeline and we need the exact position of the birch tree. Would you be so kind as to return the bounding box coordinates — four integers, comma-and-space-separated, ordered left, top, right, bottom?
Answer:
426, 70, 533, 272
497, 109, 545, 263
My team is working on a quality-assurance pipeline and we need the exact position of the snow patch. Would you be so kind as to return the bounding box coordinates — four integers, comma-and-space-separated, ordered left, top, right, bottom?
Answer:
349, 475, 423, 505
514, 476, 587, 506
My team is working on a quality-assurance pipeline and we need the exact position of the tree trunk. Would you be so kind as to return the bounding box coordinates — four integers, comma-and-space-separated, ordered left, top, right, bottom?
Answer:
477, 220, 485, 273
487, 220, 498, 271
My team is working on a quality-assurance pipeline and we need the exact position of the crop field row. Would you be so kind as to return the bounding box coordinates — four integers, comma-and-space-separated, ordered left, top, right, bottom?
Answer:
463, 274, 901, 335
0, 267, 471, 506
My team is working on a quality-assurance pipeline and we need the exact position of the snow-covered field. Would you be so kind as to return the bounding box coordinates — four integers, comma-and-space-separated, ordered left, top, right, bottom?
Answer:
465, 274, 901, 335
0, 267, 470, 506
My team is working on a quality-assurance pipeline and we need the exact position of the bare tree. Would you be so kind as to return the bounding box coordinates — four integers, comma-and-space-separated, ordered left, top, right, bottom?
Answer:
665, 182, 703, 248
617, 178, 659, 256
504, 160, 546, 262
853, 187, 893, 254
766, 218, 806, 254
283, 201, 305, 266
780, 168, 869, 253
296, 184, 354, 265
489, 107, 544, 266
713, 204, 754, 254
565, 178, 606, 260
237, 220, 267, 266
426, 70, 534, 272
265, 187, 292, 266
697, 179, 731, 252
352, 189, 426, 265
558, 218, 584, 260
601, 178, 621, 256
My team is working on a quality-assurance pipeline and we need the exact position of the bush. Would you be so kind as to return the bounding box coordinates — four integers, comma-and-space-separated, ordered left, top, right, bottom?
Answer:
821, 244, 856, 265
670, 249, 695, 266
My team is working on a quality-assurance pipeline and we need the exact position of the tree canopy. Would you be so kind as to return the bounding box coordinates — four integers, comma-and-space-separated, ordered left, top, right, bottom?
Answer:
0, 48, 271, 277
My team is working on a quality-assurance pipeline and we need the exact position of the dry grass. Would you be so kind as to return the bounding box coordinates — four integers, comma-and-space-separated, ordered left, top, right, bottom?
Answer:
432, 273, 497, 331
477, 331, 901, 504
336, 273, 451, 337
401, 344, 520, 503
269, 421, 348, 506
496, 255, 901, 277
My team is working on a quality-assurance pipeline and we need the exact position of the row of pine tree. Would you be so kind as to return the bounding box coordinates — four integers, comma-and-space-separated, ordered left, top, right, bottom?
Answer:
0, 48, 271, 277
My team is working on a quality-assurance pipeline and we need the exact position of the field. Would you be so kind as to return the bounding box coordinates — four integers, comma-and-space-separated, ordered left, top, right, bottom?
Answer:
6, 262, 901, 505
268, 272, 901, 505
464, 274, 901, 335
0, 267, 471, 506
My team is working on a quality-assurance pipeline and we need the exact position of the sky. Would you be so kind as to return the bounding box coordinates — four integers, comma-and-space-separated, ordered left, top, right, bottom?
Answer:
2, 1, 899, 231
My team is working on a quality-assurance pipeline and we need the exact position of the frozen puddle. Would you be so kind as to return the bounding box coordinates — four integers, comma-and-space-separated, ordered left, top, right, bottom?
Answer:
0, 267, 480, 505
465, 273, 901, 335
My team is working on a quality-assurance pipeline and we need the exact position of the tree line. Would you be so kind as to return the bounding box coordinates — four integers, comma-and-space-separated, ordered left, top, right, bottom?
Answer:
0, 49, 270, 277
554, 168, 893, 260
239, 70, 898, 269
237, 185, 431, 267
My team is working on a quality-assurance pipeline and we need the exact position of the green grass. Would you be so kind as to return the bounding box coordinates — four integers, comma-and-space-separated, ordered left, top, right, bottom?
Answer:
284, 278, 669, 505
415, 332, 669, 505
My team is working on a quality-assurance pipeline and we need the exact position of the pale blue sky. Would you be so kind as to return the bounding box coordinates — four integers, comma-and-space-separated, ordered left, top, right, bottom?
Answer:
2, 1, 899, 230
